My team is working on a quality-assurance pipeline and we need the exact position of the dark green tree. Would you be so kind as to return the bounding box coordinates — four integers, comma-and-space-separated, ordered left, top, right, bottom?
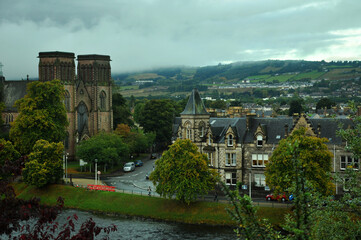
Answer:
9, 80, 68, 154
76, 133, 129, 171
150, 139, 218, 204
112, 93, 133, 129
316, 98, 335, 110
136, 99, 176, 147
289, 98, 304, 116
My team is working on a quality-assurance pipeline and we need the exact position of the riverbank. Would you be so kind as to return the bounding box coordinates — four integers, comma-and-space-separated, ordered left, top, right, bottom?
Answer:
13, 183, 290, 227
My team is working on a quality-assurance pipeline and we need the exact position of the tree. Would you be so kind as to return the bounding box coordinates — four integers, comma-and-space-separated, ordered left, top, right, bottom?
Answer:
114, 124, 155, 156
288, 98, 304, 116
112, 93, 133, 129
0, 138, 20, 169
316, 97, 335, 110
136, 99, 176, 147
76, 133, 129, 171
9, 80, 68, 154
150, 139, 218, 204
265, 128, 334, 196
22, 140, 64, 188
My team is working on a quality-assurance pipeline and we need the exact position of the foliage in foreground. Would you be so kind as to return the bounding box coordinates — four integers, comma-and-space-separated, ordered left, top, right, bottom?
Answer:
221, 182, 282, 240
22, 140, 64, 188
0, 142, 117, 239
150, 139, 218, 204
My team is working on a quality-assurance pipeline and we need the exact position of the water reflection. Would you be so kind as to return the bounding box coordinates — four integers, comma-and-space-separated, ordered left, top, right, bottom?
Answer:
60, 209, 235, 240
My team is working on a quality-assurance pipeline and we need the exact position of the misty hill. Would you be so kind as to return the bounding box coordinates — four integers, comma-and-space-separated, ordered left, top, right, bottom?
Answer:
112, 60, 361, 98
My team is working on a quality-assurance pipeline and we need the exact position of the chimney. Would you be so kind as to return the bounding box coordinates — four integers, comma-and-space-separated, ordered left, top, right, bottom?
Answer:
284, 124, 288, 137
293, 113, 299, 125
246, 113, 256, 130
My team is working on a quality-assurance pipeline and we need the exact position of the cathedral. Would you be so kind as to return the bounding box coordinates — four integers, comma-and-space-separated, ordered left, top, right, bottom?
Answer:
1, 51, 113, 159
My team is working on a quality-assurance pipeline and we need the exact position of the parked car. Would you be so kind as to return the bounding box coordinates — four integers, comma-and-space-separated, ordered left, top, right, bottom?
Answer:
123, 162, 135, 172
266, 193, 290, 202
150, 153, 157, 159
135, 160, 143, 167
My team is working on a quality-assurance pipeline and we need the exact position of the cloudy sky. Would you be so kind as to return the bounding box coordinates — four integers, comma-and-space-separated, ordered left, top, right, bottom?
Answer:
1, 0, 361, 79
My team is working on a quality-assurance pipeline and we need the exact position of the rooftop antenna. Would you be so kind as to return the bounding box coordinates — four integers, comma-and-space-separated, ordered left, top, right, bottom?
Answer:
0, 62, 3, 77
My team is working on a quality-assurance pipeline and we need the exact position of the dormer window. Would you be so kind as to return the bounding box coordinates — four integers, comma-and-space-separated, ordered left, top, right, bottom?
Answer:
257, 135, 263, 147
228, 134, 233, 147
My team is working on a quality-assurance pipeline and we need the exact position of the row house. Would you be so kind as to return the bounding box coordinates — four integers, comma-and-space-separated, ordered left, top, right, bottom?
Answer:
173, 89, 357, 195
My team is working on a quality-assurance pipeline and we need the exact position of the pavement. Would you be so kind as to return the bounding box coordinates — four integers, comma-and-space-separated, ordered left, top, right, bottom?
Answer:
66, 178, 106, 188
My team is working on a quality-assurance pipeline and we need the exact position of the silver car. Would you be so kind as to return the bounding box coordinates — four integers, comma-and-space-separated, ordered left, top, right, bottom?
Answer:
123, 162, 135, 172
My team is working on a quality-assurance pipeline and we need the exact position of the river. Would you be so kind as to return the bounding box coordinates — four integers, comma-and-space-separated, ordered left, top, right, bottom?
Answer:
2, 209, 235, 240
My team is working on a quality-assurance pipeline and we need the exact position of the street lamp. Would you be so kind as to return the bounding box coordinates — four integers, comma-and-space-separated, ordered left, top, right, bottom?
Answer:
65, 153, 69, 183
95, 159, 98, 185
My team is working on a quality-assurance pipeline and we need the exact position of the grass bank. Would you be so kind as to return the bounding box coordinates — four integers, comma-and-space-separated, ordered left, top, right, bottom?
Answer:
13, 183, 290, 227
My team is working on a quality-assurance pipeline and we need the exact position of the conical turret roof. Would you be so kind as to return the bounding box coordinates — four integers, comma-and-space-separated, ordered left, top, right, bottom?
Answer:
181, 88, 209, 115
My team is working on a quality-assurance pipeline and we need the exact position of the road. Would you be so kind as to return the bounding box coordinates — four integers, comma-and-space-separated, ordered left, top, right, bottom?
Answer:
104, 158, 157, 193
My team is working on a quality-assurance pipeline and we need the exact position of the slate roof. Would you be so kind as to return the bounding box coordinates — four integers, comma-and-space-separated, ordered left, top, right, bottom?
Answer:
181, 89, 209, 115
243, 117, 293, 144
3, 80, 34, 111
172, 115, 353, 146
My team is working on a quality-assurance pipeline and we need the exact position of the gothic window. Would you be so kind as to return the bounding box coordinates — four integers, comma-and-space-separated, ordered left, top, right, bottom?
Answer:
64, 132, 69, 150
100, 91, 106, 110
257, 135, 263, 147
208, 135, 212, 145
64, 90, 70, 111
227, 134, 234, 147
77, 102, 88, 135
185, 122, 192, 140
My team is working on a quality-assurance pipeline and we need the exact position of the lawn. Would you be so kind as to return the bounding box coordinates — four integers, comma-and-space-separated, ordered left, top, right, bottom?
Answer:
13, 183, 291, 227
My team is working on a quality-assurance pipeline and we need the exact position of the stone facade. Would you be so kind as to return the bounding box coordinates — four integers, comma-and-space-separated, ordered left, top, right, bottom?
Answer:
174, 89, 358, 195
1, 51, 113, 159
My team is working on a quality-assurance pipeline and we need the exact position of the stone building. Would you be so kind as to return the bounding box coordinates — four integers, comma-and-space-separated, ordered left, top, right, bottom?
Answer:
173, 89, 357, 195
1, 51, 113, 159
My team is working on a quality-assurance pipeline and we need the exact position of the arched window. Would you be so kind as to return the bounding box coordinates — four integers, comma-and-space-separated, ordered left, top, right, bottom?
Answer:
228, 134, 233, 146
77, 102, 88, 135
100, 91, 106, 110
185, 122, 192, 140
64, 90, 70, 111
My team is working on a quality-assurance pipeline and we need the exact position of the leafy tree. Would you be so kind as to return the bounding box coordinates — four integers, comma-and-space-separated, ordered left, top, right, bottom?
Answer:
22, 140, 64, 188
9, 80, 68, 154
265, 128, 334, 196
76, 133, 129, 171
112, 93, 133, 129
288, 98, 304, 116
221, 182, 281, 240
114, 124, 155, 156
136, 99, 176, 147
316, 97, 335, 110
0, 138, 20, 168
150, 139, 218, 204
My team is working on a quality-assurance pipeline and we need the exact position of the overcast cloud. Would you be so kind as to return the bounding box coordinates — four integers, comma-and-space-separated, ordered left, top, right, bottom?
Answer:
1, 0, 361, 79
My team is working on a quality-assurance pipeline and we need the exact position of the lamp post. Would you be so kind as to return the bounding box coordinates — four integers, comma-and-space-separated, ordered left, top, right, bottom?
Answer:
95, 159, 98, 185
65, 153, 69, 183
